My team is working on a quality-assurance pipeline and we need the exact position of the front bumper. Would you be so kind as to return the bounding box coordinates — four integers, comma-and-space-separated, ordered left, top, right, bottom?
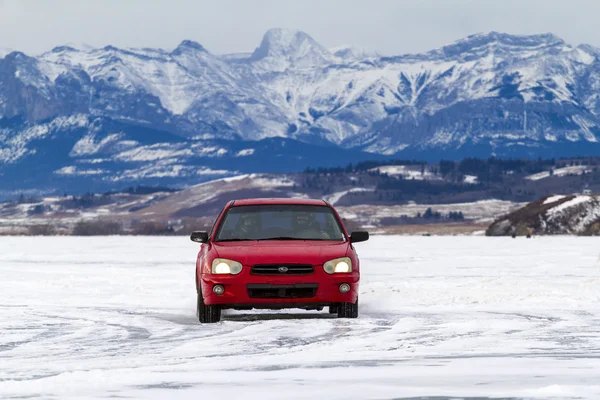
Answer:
200, 268, 359, 308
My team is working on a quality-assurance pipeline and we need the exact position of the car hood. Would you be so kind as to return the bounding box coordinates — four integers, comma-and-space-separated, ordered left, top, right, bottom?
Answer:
212, 241, 350, 265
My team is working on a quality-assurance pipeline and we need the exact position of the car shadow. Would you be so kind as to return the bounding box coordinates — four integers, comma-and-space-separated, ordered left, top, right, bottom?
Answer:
223, 312, 337, 322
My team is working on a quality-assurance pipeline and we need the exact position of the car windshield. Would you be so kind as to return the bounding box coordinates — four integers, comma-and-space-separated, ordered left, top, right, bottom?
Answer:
215, 204, 346, 241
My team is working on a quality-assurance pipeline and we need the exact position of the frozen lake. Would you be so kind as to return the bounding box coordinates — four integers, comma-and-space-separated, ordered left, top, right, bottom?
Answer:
1, 236, 600, 399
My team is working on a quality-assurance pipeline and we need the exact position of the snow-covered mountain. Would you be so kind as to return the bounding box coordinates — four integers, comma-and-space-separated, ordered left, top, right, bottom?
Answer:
3, 29, 600, 193
0, 113, 385, 197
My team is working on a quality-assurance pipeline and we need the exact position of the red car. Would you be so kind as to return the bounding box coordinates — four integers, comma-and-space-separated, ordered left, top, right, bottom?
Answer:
190, 198, 369, 323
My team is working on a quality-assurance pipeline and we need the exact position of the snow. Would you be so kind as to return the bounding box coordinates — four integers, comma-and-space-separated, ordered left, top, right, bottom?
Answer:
369, 165, 440, 180
572, 115, 599, 142
70, 133, 124, 156
54, 166, 106, 176
338, 199, 523, 224
188, 172, 294, 189
549, 195, 591, 214
250, 28, 335, 71
222, 174, 250, 182
1, 236, 600, 399
544, 195, 567, 205
39, 43, 242, 117
112, 165, 229, 181
116, 145, 194, 162
250, 174, 295, 187
463, 174, 478, 184
573, 46, 596, 65
0, 115, 89, 163
235, 148, 255, 156
525, 165, 592, 180
324, 188, 372, 205
189, 144, 230, 157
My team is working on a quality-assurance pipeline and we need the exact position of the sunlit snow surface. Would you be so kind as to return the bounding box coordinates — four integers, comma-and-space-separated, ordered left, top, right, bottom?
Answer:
1, 236, 600, 399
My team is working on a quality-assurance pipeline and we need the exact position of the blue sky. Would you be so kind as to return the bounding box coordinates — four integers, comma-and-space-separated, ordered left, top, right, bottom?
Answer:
1, 0, 599, 55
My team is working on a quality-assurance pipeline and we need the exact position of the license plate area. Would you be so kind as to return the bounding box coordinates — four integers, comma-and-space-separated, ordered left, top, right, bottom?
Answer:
246, 283, 318, 299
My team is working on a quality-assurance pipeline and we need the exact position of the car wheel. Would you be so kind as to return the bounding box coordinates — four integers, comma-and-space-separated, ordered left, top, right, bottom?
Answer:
337, 299, 358, 318
197, 290, 221, 323
329, 304, 338, 314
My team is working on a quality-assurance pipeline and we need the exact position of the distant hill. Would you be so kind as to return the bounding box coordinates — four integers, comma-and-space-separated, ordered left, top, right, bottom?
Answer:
486, 194, 600, 236
4, 155, 600, 235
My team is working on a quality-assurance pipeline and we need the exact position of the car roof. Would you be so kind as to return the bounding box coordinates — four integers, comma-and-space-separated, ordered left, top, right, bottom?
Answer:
231, 198, 328, 206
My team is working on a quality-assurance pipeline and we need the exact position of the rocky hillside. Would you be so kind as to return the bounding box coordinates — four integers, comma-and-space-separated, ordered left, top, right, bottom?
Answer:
4, 30, 600, 192
486, 194, 600, 236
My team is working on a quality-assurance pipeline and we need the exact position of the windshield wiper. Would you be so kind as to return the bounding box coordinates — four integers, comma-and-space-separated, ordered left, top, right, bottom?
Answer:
258, 236, 306, 241
256, 236, 321, 240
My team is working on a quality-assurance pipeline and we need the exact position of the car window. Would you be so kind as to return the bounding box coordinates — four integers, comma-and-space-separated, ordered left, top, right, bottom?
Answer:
215, 204, 345, 241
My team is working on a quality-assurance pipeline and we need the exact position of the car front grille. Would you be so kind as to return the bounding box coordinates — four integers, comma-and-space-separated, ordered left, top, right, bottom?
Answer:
251, 264, 315, 275
246, 284, 318, 299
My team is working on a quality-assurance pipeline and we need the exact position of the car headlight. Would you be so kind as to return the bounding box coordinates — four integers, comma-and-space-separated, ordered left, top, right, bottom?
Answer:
211, 258, 243, 275
323, 257, 352, 274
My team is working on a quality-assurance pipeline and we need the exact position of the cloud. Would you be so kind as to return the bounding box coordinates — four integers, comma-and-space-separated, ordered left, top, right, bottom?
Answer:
0, 0, 599, 56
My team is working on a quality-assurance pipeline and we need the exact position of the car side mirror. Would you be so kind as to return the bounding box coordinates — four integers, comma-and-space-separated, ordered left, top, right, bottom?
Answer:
190, 231, 209, 243
350, 231, 369, 243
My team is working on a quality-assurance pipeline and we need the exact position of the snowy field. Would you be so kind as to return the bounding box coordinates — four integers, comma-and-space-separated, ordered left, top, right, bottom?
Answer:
1, 236, 600, 399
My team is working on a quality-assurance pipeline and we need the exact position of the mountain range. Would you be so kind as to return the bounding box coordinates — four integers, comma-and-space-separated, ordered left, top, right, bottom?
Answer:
2, 29, 600, 196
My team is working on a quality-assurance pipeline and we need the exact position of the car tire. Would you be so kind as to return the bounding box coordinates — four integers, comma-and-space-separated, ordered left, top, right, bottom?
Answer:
197, 290, 221, 323
337, 299, 358, 318
329, 304, 338, 314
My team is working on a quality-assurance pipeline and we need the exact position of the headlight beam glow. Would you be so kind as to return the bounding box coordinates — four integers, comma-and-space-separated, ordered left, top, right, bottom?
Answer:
211, 258, 243, 275
323, 257, 352, 274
